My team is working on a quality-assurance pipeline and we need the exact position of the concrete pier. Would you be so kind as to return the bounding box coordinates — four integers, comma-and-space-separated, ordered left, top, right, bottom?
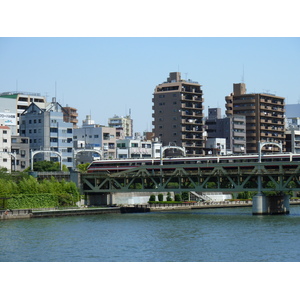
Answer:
252, 194, 290, 215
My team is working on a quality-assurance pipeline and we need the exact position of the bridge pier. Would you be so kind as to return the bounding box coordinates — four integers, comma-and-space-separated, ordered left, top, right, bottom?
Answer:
252, 194, 290, 215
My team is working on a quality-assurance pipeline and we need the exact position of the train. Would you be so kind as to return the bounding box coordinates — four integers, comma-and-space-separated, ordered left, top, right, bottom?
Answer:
86, 153, 300, 173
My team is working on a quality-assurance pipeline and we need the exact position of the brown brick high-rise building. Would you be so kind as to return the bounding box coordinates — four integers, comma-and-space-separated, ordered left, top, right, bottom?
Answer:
225, 83, 285, 153
152, 72, 205, 156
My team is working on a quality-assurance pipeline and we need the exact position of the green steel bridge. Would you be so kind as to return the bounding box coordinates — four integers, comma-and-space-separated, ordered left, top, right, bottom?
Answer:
81, 160, 300, 195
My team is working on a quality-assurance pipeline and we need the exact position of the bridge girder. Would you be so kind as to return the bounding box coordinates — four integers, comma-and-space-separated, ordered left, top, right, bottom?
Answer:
81, 161, 300, 194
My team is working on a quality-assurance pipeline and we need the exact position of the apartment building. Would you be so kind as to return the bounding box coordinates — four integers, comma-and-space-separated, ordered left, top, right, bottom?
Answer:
225, 83, 285, 153
62, 105, 78, 128
108, 115, 133, 138
19, 99, 74, 168
152, 72, 205, 156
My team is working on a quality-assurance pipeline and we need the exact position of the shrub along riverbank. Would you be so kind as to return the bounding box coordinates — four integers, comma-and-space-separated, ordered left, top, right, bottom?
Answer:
0, 174, 80, 209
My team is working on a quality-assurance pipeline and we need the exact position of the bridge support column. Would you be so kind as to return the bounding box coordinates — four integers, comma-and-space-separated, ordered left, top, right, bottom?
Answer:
252, 194, 290, 215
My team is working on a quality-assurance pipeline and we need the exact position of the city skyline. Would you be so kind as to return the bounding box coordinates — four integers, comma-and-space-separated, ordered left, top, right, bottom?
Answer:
0, 37, 299, 134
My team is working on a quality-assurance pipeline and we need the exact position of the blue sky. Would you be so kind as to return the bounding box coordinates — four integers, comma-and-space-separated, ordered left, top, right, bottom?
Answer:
0, 37, 299, 133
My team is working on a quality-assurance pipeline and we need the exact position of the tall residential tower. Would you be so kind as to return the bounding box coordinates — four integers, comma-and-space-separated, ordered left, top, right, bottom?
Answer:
225, 83, 285, 153
152, 72, 205, 156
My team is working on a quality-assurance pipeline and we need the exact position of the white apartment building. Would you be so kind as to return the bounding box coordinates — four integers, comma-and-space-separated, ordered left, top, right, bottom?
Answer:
116, 138, 162, 159
0, 126, 12, 170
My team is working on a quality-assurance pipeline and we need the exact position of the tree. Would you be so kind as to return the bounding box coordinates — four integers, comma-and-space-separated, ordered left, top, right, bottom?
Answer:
77, 163, 90, 173
25, 161, 68, 172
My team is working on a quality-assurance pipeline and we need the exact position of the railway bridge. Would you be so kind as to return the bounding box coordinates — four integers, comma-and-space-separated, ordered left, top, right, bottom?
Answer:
81, 160, 300, 215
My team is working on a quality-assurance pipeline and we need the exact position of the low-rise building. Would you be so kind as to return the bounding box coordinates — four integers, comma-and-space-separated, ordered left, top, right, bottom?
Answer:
116, 138, 162, 159
11, 136, 30, 171
73, 115, 117, 164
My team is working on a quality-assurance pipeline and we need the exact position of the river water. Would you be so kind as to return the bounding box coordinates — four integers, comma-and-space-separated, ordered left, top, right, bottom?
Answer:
1, 206, 300, 262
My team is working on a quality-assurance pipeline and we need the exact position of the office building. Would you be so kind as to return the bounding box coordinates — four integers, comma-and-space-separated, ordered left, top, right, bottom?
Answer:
152, 72, 205, 156
0, 92, 47, 134
225, 83, 285, 153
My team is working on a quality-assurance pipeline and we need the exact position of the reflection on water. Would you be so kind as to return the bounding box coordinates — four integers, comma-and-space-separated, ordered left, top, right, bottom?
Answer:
1, 206, 300, 262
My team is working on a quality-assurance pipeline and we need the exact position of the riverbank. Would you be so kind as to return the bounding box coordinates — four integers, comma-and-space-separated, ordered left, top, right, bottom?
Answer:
1, 200, 300, 220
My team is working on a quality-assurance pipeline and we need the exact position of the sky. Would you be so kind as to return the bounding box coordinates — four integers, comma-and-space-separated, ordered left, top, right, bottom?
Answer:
0, 37, 299, 133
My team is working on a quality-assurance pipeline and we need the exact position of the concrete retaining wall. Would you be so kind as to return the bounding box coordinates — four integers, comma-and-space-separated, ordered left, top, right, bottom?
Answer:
111, 192, 174, 206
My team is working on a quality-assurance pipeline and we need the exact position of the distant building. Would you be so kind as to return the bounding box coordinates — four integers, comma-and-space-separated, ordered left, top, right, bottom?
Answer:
116, 138, 162, 159
152, 72, 205, 156
62, 105, 78, 128
108, 115, 133, 138
0, 91, 47, 134
205, 138, 227, 155
11, 135, 30, 171
285, 104, 300, 118
225, 83, 285, 153
0, 126, 12, 170
19, 98, 73, 168
205, 108, 246, 154
73, 115, 117, 163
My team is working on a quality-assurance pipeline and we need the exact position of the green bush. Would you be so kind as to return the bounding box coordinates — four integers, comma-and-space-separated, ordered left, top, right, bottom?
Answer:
174, 194, 181, 201
149, 194, 156, 202
167, 192, 172, 201
181, 192, 189, 201
158, 194, 164, 201
7, 194, 59, 209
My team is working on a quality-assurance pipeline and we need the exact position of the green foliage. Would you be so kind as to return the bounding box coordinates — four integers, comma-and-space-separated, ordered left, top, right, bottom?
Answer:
24, 161, 69, 172
77, 163, 90, 173
0, 174, 80, 209
149, 194, 156, 202
158, 193, 164, 201
167, 192, 172, 201
7, 194, 59, 209
237, 191, 255, 200
174, 193, 181, 201
181, 192, 189, 201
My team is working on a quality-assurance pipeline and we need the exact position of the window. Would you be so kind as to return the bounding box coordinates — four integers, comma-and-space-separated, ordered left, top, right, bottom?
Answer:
3, 139, 7, 143
94, 135, 99, 138
3, 130, 7, 134
131, 143, 138, 147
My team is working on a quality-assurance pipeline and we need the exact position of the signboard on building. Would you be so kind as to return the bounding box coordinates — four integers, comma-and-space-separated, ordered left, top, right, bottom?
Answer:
0, 112, 17, 125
